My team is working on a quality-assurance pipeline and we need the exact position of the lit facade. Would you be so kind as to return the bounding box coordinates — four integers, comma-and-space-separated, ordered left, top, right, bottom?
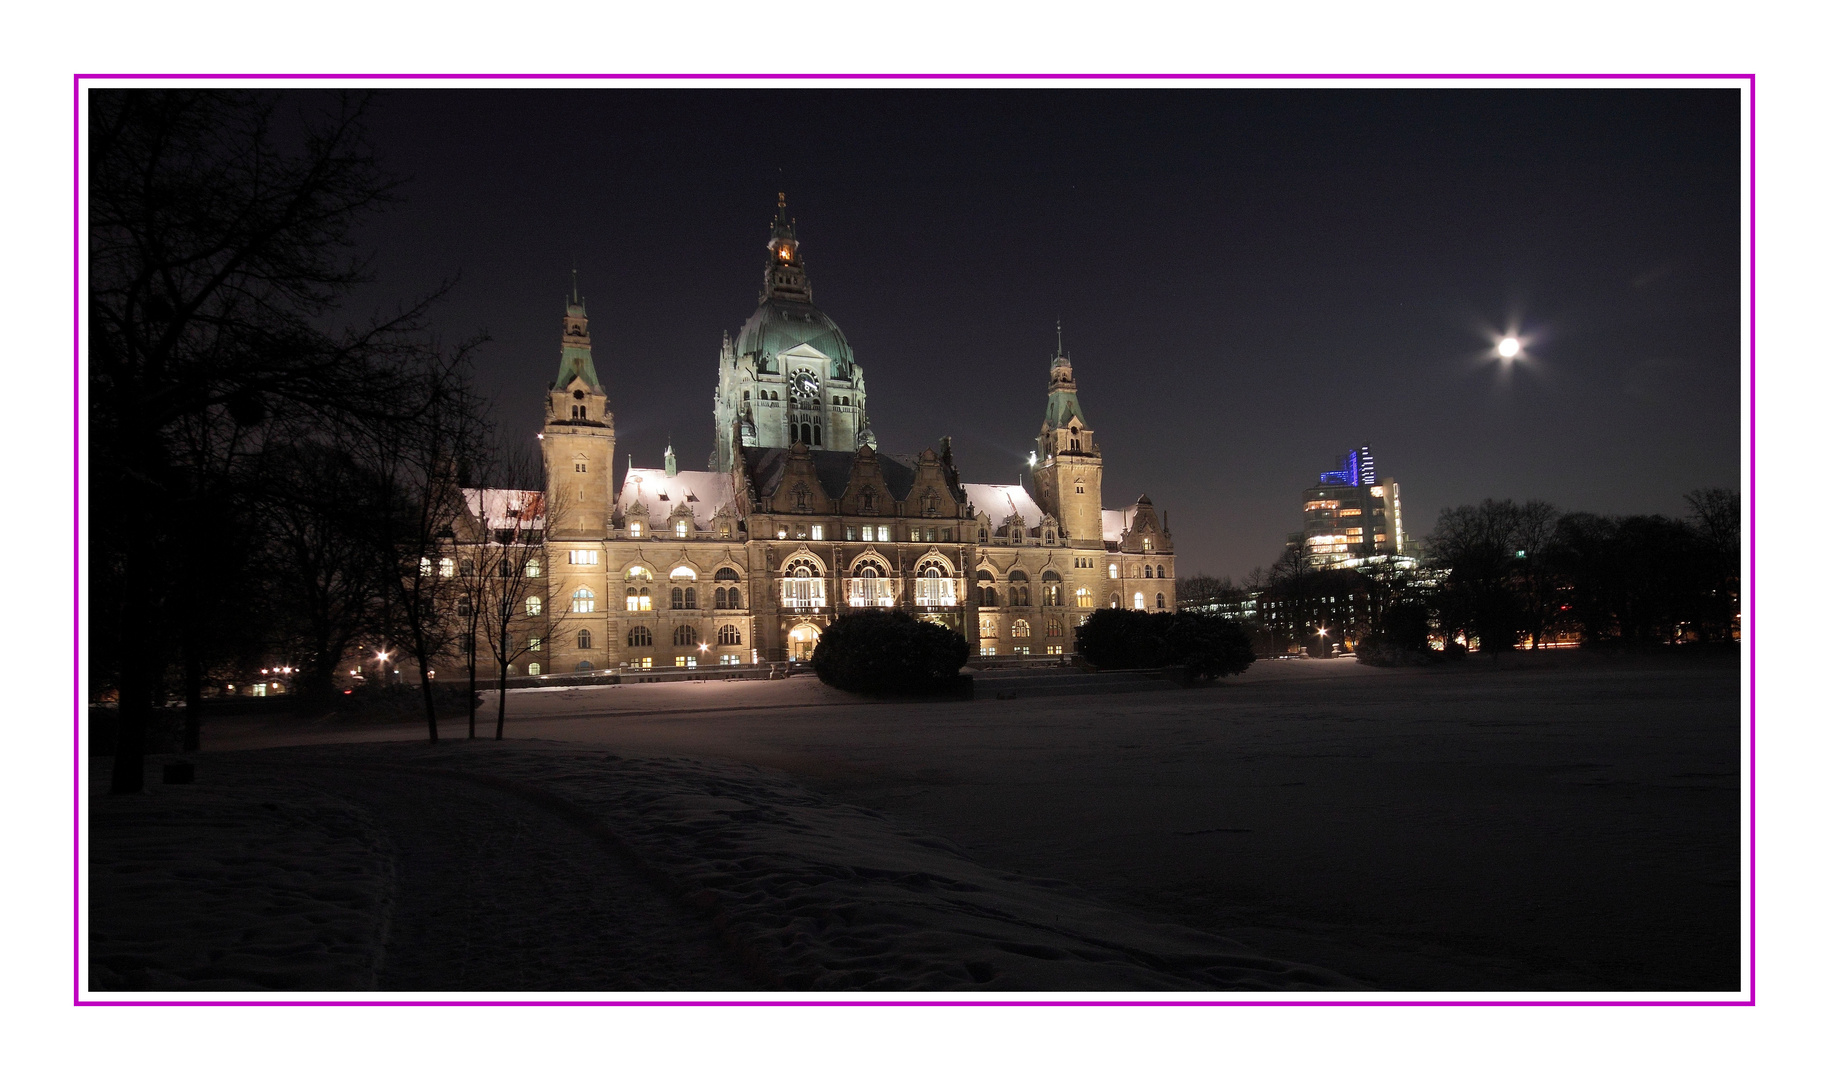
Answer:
1300, 445, 1407, 570
503, 197, 1174, 670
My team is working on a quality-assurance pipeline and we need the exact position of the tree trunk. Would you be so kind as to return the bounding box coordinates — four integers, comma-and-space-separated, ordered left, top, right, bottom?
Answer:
466, 639, 478, 740
182, 647, 203, 753
495, 662, 509, 741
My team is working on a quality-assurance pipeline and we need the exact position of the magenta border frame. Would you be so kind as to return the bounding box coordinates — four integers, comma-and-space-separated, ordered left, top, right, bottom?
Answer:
70, 72, 1757, 1009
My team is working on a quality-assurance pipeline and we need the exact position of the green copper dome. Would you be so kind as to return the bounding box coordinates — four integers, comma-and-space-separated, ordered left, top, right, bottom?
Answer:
735, 297, 855, 373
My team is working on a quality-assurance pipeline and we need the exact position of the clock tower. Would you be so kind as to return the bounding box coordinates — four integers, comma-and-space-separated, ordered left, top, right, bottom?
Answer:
711, 195, 869, 470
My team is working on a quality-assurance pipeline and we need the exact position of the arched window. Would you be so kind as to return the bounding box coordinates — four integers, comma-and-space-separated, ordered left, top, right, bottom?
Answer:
673, 624, 699, 646
1042, 570, 1062, 607
1012, 619, 1031, 638
1156, 593, 1166, 610
571, 587, 596, 613
1144, 565, 1154, 578
781, 558, 826, 608
627, 626, 652, 647
1108, 563, 1119, 579
1075, 587, 1092, 608
626, 566, 653, 583
526, 595, 542, 616
577, 629, 593, 650
979, 614, 998, 639
717, 624, 742, 645
527, 662, 541, 676
1133, 591, 1145, 610
526, 559, 541, 578
671, 587, 684, 609
1156, 564, 1166, 578
813, 425, 822, 446
714, 567, 740, 582
685, 586, 697, 609
850, 563, 891, 607
915, 563, 956, 607
1109, 593, 1121, 609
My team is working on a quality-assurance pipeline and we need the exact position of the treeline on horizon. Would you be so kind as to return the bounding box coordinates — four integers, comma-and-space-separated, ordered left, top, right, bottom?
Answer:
1179, 489, 1742, 655
89, 90, 527, 796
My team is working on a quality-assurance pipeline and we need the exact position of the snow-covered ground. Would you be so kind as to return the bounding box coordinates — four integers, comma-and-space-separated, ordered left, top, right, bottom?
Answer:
93, 650, 1741, 993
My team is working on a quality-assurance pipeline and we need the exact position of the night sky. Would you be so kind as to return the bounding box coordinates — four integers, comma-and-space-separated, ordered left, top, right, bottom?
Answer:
343, 89, 1741, 579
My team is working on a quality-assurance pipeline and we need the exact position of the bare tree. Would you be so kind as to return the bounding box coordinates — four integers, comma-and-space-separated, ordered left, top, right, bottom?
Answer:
89, 89, 465, 791
364, 368, 491, 742
474, 447, 573, 740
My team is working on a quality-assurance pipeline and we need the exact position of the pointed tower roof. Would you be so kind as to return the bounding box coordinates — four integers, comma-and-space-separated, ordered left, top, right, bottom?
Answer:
1042, 322, 1088, 430
554, 273, 602, 390
761, 192, 814, 304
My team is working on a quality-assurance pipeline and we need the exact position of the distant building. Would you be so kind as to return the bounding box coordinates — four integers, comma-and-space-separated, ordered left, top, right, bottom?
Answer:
1301, 445, 1408, 570
1259, 568, 1382, 656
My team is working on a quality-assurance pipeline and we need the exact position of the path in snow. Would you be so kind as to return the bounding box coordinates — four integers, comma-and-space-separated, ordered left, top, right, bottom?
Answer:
300, 766, 761, 992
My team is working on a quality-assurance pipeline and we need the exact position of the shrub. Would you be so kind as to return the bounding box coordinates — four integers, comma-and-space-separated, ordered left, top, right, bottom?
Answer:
1075, 609, 1254, 679
812, 609, 969, 695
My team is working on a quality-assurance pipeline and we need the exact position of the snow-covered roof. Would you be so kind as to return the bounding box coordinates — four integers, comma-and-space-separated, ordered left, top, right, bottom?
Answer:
1102, 507, 1133, 543
962, 483, 1045, 526
619, 468, 735, 527
463, 488, 545, 531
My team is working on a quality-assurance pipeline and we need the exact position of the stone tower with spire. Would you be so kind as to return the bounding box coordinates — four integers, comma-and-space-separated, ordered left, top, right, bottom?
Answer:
543, 274, 616, 539
710, 194, 868, 472
1029, 326, 1104, 549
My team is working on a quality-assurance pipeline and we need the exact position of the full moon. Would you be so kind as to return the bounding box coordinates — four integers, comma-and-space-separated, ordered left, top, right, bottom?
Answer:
1498, 336, 1521, 359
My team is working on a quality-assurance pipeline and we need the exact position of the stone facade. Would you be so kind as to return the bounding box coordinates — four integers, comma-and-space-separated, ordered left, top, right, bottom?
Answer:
502, 199, 1175, 671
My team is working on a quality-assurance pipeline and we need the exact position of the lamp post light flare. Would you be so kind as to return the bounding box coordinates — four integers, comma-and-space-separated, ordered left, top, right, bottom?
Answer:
1498, 336, 1521, 359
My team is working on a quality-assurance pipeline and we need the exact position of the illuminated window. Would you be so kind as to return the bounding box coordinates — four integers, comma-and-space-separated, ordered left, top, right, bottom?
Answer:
1075, 587, 1093, 608
571, 588, 596, 613
628, 626, 652, 647
1370, 487, 1384, 498
1046, 618, 1065, 638
629, 522, 642, 537
526, 559, 540, 578
438, 557, 455, 578
850, 564, 892, 607
1012, 619, 1031, 638
675, 519, 690, 538
811, 524, 825, 541
980, 615, 999, 639
1108, 564, 1118, 579
525, 596, 542, 616
528, 636, 541, 652
781, 559, 826, 608
569, 549, 599, 565
1142, 539, 1152, 552
915, 563, 957, 607
527, 663, 541, 676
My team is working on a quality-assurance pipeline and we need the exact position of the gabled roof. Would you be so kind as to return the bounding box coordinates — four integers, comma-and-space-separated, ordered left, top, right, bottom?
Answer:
961, 483, 1045, 525
619, 468, 735, 527
744, 448, 918, 502
463, 488, 546, 531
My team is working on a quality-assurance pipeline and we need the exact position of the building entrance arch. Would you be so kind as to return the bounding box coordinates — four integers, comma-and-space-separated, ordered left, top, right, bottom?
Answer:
788, 622, 822, 661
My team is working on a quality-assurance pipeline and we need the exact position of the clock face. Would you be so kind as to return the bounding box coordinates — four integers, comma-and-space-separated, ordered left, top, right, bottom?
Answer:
790, 370, 820, 400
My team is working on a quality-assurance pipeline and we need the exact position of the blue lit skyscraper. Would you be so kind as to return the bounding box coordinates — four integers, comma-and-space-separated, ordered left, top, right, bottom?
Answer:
1300, 444, 1405, 568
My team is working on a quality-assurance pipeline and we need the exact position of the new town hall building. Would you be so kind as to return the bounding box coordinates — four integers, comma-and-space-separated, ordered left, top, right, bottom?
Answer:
503, 198, 1174, 673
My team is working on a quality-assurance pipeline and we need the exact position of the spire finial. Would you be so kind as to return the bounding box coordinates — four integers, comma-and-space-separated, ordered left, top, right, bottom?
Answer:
1056, 320, 1063, 357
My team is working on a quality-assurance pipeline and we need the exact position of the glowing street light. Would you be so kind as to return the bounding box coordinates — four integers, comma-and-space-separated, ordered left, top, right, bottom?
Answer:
1497, 336, 1521, 359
